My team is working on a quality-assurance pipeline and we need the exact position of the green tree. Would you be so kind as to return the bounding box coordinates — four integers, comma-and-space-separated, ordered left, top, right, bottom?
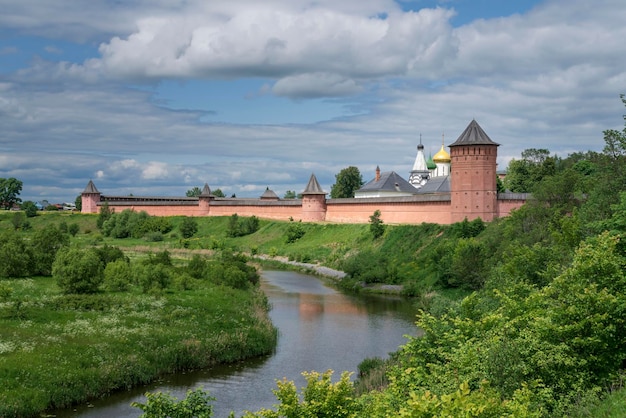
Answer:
283, 190, 297, 199
0, 231, 32, 277
31, 224, 70, 276
74, 194, 82, 211
180, 216, 199, 238
97, 202, 112, 229
103, 259, 133, 292
20, 200, 38, 217
212, 188, 225, 198
0, 177, 23, 210
53, 247, 104, 294
186, 186, 202, 197
131, 388, 214, 418
11, 211, 25, 230
369, 210, 385, 239
330, 166, 364, 198
503, 148, 558, 193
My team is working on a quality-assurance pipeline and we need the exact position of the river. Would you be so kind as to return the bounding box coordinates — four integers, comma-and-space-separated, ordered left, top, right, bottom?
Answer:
52, 270, 420, 417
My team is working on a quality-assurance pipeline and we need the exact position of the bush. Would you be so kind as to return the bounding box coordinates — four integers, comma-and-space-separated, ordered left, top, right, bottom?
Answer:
136, 263, 171, 293
94, 244, 128, 267
131, 388, 214, 418
103, 259, 133, 292
31, 224, 70, 276
227, 214, 260, 237
20, 201, 38, 218
144, 231, 164, 242
285, 221, 305, 243
0, 231, 33, 277
53, 247, 104, 294
369, 210, 385, 239
180, 217, 199, 238
68, 223, 80, 236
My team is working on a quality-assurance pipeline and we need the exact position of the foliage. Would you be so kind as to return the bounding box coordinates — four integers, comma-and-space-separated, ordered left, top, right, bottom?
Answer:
11, 211, 25, 230
21, 200, 38, 217
503, 148, 558, 193
53, 247, 105, 294
330, 166, 364, 198
0, 230, 33, 277
180, 216, 199, 238
31, 224, 70, 275
68, 222, 80, 236
75, 194, 82, 211
132, 388, 215, 418
102, 209, 173, 239
227, 214, 260, 237
369, 210, 385, 239
213, 188, 226, 198
94, 244, 128, 267
186, 186, 203, 197
103, 259, 133, 291
97, 202, 113, 229
243, 370, 356, 418
285, 220, 305, 243
0, 177, 23, 209
283, 190, 297, 199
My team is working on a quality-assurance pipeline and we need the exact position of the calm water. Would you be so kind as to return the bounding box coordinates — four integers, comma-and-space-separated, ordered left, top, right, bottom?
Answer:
52, 270, 419, 417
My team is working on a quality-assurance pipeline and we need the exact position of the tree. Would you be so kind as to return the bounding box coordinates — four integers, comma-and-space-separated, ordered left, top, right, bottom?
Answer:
503, 149, 558, 193
53, 247, 104, 294
369, 210, 385, 239
0, 177, 23, 210
283, 190, 297, 199
32, 224, 70, 276
97, 202, 112, 229
21, 201, 38, 217
180, 216, 199, 238
212, 188, 225, 198
186, 186, 202, 197
74, 194, 82, 211
330, 166, 364, 198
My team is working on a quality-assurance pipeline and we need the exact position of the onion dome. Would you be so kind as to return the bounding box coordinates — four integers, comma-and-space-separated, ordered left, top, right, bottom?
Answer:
426, 154, 437, 170
433, 144, 451, 163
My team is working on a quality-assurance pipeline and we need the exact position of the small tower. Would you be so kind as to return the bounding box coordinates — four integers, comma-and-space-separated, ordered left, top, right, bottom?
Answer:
301, 174, 327, 222
449, 120, 499, 222
409, 134, 430, 188
81, 180, 101, 214
198, 183, 213, 215
432, 133, 451, 177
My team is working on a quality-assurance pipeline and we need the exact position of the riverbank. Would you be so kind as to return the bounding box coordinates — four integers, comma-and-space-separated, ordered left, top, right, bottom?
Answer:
0, 276, 277, 418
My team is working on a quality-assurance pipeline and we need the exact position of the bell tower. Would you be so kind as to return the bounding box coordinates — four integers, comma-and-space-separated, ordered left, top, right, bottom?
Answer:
449, 120, 499, 222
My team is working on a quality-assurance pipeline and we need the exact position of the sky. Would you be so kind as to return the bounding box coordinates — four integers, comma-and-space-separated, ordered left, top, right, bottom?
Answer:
1, 0, 625, 204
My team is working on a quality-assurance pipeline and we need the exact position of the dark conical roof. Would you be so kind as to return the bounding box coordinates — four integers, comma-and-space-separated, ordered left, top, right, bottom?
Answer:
449, 120, 499, 147
260, 188, 279, 200
200, 183, 212, 197
302, 174, 326, 195
82, 180, 100, 194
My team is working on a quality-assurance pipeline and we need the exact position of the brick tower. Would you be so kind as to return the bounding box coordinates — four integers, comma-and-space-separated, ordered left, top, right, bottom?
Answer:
301, 173, 327, 222
449, 120, 499, 222
198, 183, 213, 215
81, 180, 101, 214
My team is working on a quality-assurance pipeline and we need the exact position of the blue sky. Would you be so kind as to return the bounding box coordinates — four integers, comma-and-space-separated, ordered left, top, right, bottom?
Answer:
1, 0, 625, 203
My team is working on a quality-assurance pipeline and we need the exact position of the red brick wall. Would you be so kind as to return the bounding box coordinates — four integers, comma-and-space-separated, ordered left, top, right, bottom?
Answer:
450, 145, 498, 222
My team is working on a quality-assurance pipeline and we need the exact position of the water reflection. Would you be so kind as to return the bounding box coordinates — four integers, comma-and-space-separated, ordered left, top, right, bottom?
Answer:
52, 270, 419, 418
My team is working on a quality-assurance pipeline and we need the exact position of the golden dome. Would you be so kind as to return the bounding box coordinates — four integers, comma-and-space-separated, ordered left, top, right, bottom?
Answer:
433, 144, 451, 163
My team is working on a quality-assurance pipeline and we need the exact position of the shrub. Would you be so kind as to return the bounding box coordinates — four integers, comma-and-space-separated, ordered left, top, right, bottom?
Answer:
187, 254, 207, 279
31, 224, 70, 276
131, 388, 214, 418
227, 214, 260, 237
136, 264, 171, 293
369, 210, 385, 239
103, 259, 133, 292
144, 231, 164, 242
180, 216, 199, 238
20, 201, 38, 218
68, 223, 80, 236
0, 231, 32, 277
53, 247, 104, 294
285, 221, 305, 243
11, 212, 25, 230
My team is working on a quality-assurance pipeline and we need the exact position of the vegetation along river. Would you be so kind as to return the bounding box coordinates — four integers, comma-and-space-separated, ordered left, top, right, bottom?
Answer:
53, 270, 420, 417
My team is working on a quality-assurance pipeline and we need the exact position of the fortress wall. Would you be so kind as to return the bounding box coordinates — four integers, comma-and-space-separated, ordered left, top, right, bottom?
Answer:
105, 204, 204, 217
326, 197, 452, 224
497, 194, 528, 217
208, 200, 301, 221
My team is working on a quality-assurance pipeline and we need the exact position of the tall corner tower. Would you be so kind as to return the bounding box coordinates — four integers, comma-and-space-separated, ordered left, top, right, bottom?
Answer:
81, 180, 101, 214
301, 173, 327, 222
449, 120, 499, 223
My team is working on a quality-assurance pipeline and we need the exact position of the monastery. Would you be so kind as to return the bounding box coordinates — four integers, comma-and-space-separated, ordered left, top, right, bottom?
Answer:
81, 120, 528, 225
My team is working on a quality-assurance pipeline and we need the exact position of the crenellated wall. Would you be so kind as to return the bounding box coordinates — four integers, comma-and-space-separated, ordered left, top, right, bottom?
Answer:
86, 193, 526, 225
